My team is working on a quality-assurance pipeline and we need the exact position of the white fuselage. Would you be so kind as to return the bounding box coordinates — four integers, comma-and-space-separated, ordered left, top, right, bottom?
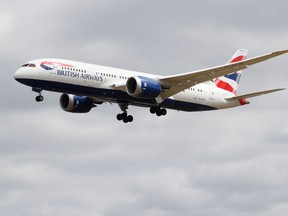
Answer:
14, 58, 242, 112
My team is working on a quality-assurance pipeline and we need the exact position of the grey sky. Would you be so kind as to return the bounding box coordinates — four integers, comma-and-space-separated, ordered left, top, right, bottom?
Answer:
1, 0, 288, 216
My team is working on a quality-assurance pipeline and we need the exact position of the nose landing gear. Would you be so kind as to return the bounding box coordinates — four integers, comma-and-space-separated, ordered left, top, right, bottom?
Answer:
32, 87, 44, 102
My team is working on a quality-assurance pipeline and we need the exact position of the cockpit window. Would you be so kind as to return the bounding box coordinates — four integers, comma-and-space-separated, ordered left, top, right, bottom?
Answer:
21, 63, 36, 68
21, 63, 29, 67
29, 63, 36, 67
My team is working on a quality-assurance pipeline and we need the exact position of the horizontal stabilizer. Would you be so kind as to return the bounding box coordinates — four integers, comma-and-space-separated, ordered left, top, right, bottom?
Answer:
226, 88, 285, 101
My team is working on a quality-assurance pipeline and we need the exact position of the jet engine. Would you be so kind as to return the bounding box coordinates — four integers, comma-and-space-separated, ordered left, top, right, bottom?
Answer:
60, 94, 94, 113
126, 76, 162, 98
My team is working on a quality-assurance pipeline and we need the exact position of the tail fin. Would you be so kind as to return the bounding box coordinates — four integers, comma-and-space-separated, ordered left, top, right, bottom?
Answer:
214, 49, 248, 94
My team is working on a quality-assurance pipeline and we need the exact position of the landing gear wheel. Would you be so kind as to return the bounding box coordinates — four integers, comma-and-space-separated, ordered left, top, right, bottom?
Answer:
161, 108, 167, 116
127, 115, 133, 122
150, 107, 156, 114
117, 112, 133, 123
150, 106, 167, 117
117, 113, 123, 121
123, 117, 129, 123
35, 95, 44, 102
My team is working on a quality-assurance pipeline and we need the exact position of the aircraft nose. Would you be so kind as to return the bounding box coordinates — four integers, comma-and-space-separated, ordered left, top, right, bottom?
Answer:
14, 68, 22, 81
14, 68, 27, 84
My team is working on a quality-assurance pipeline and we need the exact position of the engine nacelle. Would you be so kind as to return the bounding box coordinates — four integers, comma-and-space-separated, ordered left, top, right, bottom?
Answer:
60, 94, 94, 113
126, 76, 162, 98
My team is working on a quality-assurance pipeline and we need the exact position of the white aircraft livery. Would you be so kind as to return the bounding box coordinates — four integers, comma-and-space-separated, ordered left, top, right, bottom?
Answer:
14, 49, 287, 123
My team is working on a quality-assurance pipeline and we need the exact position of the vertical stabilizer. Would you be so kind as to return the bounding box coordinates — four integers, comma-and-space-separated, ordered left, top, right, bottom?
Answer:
214, 49, 248, 93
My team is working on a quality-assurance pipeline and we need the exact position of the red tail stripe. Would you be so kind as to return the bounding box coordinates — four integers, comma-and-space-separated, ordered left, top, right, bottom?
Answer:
231, 55, 246, 63
215, 78, 236, 94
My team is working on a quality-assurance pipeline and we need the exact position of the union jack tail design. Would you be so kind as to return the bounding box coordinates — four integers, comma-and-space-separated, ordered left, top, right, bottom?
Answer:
214, 49, 248, 94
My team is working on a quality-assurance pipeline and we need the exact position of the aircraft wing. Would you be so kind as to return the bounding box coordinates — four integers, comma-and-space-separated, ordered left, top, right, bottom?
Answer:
109, 82, 127, 91
158, 50, 288, 101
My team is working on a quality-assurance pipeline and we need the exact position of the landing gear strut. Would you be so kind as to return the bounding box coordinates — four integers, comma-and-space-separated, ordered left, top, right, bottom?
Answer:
150, 106, 167, 116
117, 103, 133, 123
32, 87, 44, 102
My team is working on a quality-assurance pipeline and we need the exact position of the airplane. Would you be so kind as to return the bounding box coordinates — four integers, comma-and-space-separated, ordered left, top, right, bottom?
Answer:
14, 49, 287, 123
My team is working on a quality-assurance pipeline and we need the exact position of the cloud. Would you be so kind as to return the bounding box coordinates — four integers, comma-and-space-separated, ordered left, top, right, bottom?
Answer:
1, 0, 288, 216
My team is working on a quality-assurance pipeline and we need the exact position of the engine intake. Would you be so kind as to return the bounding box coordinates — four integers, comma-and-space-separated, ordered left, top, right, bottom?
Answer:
126, 76, 162, 98
60, 94, 94, 113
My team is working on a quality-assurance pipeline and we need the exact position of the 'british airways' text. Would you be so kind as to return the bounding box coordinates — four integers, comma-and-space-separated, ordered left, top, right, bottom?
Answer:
57, 70, 103, 82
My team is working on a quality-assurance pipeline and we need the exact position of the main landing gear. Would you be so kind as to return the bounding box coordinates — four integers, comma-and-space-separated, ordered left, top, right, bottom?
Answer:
117, 112, 133, 123
150, 106, 167, 116
116, 105, 167, 123
32, 87, 44, 102
117, 103, 133, 123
